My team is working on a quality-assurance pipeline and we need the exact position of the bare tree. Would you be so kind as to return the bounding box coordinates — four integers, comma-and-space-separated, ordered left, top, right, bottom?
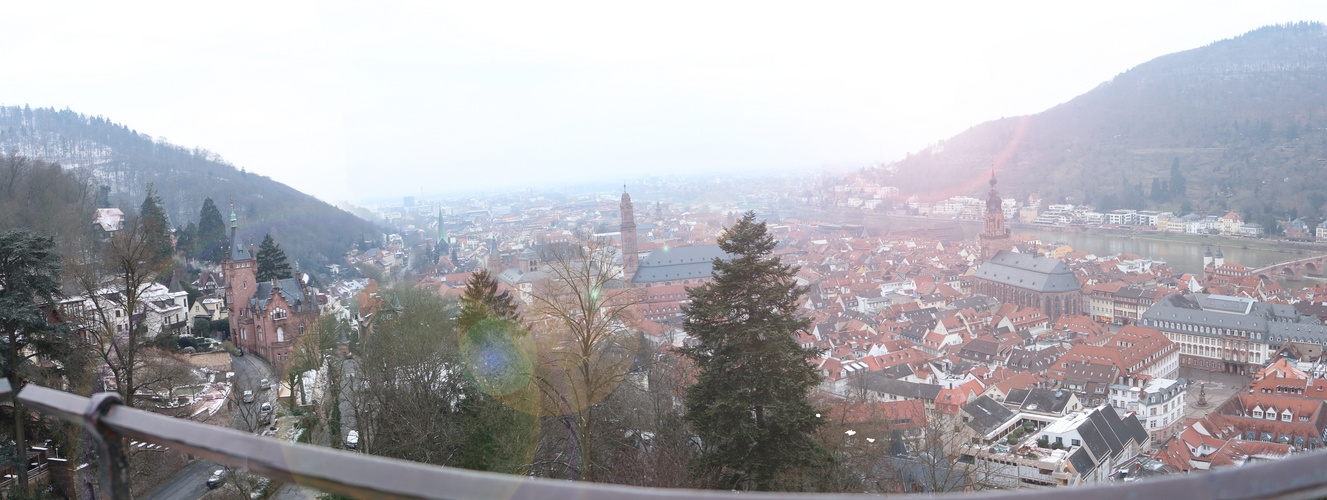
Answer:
354, 286, 463, 463
69, 211, 177, 408
527, 238, 641, 481
134, 350, 202, 405
874, 412, 998, 493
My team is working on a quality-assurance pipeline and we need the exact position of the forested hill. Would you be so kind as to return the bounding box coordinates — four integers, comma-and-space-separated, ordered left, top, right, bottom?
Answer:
881, 22, 1327, 225
0, 105, 381, 268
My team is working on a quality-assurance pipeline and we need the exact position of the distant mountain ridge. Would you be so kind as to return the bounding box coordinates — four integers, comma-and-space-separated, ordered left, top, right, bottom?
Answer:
882, 22, 1327, 227
0, 105, 380, 268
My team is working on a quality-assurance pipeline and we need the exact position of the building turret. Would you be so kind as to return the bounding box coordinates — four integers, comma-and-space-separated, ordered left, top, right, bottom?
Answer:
1215, 247, 1225, 267
1203, 247, 1214, 267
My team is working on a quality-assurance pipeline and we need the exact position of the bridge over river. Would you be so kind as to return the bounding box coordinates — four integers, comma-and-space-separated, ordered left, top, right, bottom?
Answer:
1250, 254, 1327, 281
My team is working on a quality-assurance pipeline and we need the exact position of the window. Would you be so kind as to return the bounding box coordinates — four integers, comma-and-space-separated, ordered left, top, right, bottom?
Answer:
1071, 439, 1080, 447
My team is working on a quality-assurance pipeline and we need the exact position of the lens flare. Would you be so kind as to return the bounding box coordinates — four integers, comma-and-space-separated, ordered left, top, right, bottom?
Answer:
460, 318, 534, 398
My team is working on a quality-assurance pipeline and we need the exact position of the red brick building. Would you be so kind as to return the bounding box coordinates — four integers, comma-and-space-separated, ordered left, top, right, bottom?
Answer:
224, 210, 320, 371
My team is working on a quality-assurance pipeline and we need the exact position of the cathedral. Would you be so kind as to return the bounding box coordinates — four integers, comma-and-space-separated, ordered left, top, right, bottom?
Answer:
224, 207, 321, 370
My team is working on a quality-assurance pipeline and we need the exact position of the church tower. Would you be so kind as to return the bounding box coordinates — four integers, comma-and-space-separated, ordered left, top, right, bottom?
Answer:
621, 187, 638, 279
979, 168, 1013, 261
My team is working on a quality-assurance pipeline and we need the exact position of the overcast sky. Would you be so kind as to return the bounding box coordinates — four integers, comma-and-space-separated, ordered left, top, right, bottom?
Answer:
2, 2, 1324, 203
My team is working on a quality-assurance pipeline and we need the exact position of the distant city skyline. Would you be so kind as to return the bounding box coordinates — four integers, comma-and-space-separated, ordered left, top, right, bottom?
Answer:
2, 2, 1324, 203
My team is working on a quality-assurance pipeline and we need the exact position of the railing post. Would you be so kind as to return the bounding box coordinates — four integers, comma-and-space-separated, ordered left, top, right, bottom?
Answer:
85, 392, 132, 500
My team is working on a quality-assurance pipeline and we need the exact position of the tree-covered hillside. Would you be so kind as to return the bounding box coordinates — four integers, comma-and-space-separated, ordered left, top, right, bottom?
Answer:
883, 22, 1327, 225
0, 106, 381, 268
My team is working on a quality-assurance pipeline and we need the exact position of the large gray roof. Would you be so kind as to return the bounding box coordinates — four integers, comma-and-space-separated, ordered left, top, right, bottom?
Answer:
972, 250, 1080, 293
1141, 293, 1327, 346
631, 244, 730, 283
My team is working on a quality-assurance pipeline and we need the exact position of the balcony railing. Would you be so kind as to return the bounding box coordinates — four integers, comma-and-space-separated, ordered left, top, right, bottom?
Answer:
4, 378, 1327, 499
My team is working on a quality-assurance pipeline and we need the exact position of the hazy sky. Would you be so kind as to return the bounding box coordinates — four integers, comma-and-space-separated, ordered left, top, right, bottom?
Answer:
2, 2, 1324, 203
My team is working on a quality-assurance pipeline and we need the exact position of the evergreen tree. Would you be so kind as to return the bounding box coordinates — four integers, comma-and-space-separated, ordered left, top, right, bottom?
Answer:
679, 211, 828, 491
139, 183, 174, 262
256, 234, 293, 282
0, 230, 72, 495
197, 197, 227, 263
457, 269, 519, 333
175, 221, 197, 254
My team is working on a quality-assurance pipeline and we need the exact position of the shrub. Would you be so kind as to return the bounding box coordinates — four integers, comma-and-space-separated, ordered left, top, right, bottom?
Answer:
1037, 437, 1049, 448
1051, 441, 1064, 450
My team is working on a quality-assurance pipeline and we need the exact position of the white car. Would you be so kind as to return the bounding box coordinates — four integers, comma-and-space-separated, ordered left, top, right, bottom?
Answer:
345, 430, 359, 449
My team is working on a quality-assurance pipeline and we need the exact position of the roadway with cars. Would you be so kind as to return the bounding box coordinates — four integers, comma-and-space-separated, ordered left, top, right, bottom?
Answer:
140, 352, 276, 499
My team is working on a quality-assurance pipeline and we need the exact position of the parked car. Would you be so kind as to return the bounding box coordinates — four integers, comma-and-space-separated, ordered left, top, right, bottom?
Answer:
259, 413, 272, 426
206, 469, 224, 489
242, 390, 254, 403
345, 430, 359, 449
259, 378, 271, 391
260, 402, 272, 413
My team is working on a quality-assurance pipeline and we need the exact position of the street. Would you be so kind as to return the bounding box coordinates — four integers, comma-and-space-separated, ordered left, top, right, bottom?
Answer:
140, 352, 362, 499
140, 459, 218, 500
140, 352, 276, 499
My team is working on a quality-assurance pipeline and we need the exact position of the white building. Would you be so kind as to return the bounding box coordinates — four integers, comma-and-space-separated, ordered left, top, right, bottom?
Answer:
1109, 377, 1187, 444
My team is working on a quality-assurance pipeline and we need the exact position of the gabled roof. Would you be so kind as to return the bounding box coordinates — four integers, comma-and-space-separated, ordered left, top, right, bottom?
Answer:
1066, 447, 1097, 476
859, 372, 942, 400
252, 278, 315, 314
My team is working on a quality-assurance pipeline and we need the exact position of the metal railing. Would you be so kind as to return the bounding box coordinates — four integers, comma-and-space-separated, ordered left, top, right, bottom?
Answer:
5, 379, 1327, 499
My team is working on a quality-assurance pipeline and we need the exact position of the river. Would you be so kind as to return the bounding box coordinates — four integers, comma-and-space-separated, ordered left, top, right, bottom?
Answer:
814, 211, 1327, 288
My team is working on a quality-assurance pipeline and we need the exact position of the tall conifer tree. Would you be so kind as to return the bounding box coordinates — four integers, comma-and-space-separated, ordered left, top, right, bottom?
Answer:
256, 233, 293, 282
197, 197, 226, 263
139, 183, 174, 262
680, 211, 828, 491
